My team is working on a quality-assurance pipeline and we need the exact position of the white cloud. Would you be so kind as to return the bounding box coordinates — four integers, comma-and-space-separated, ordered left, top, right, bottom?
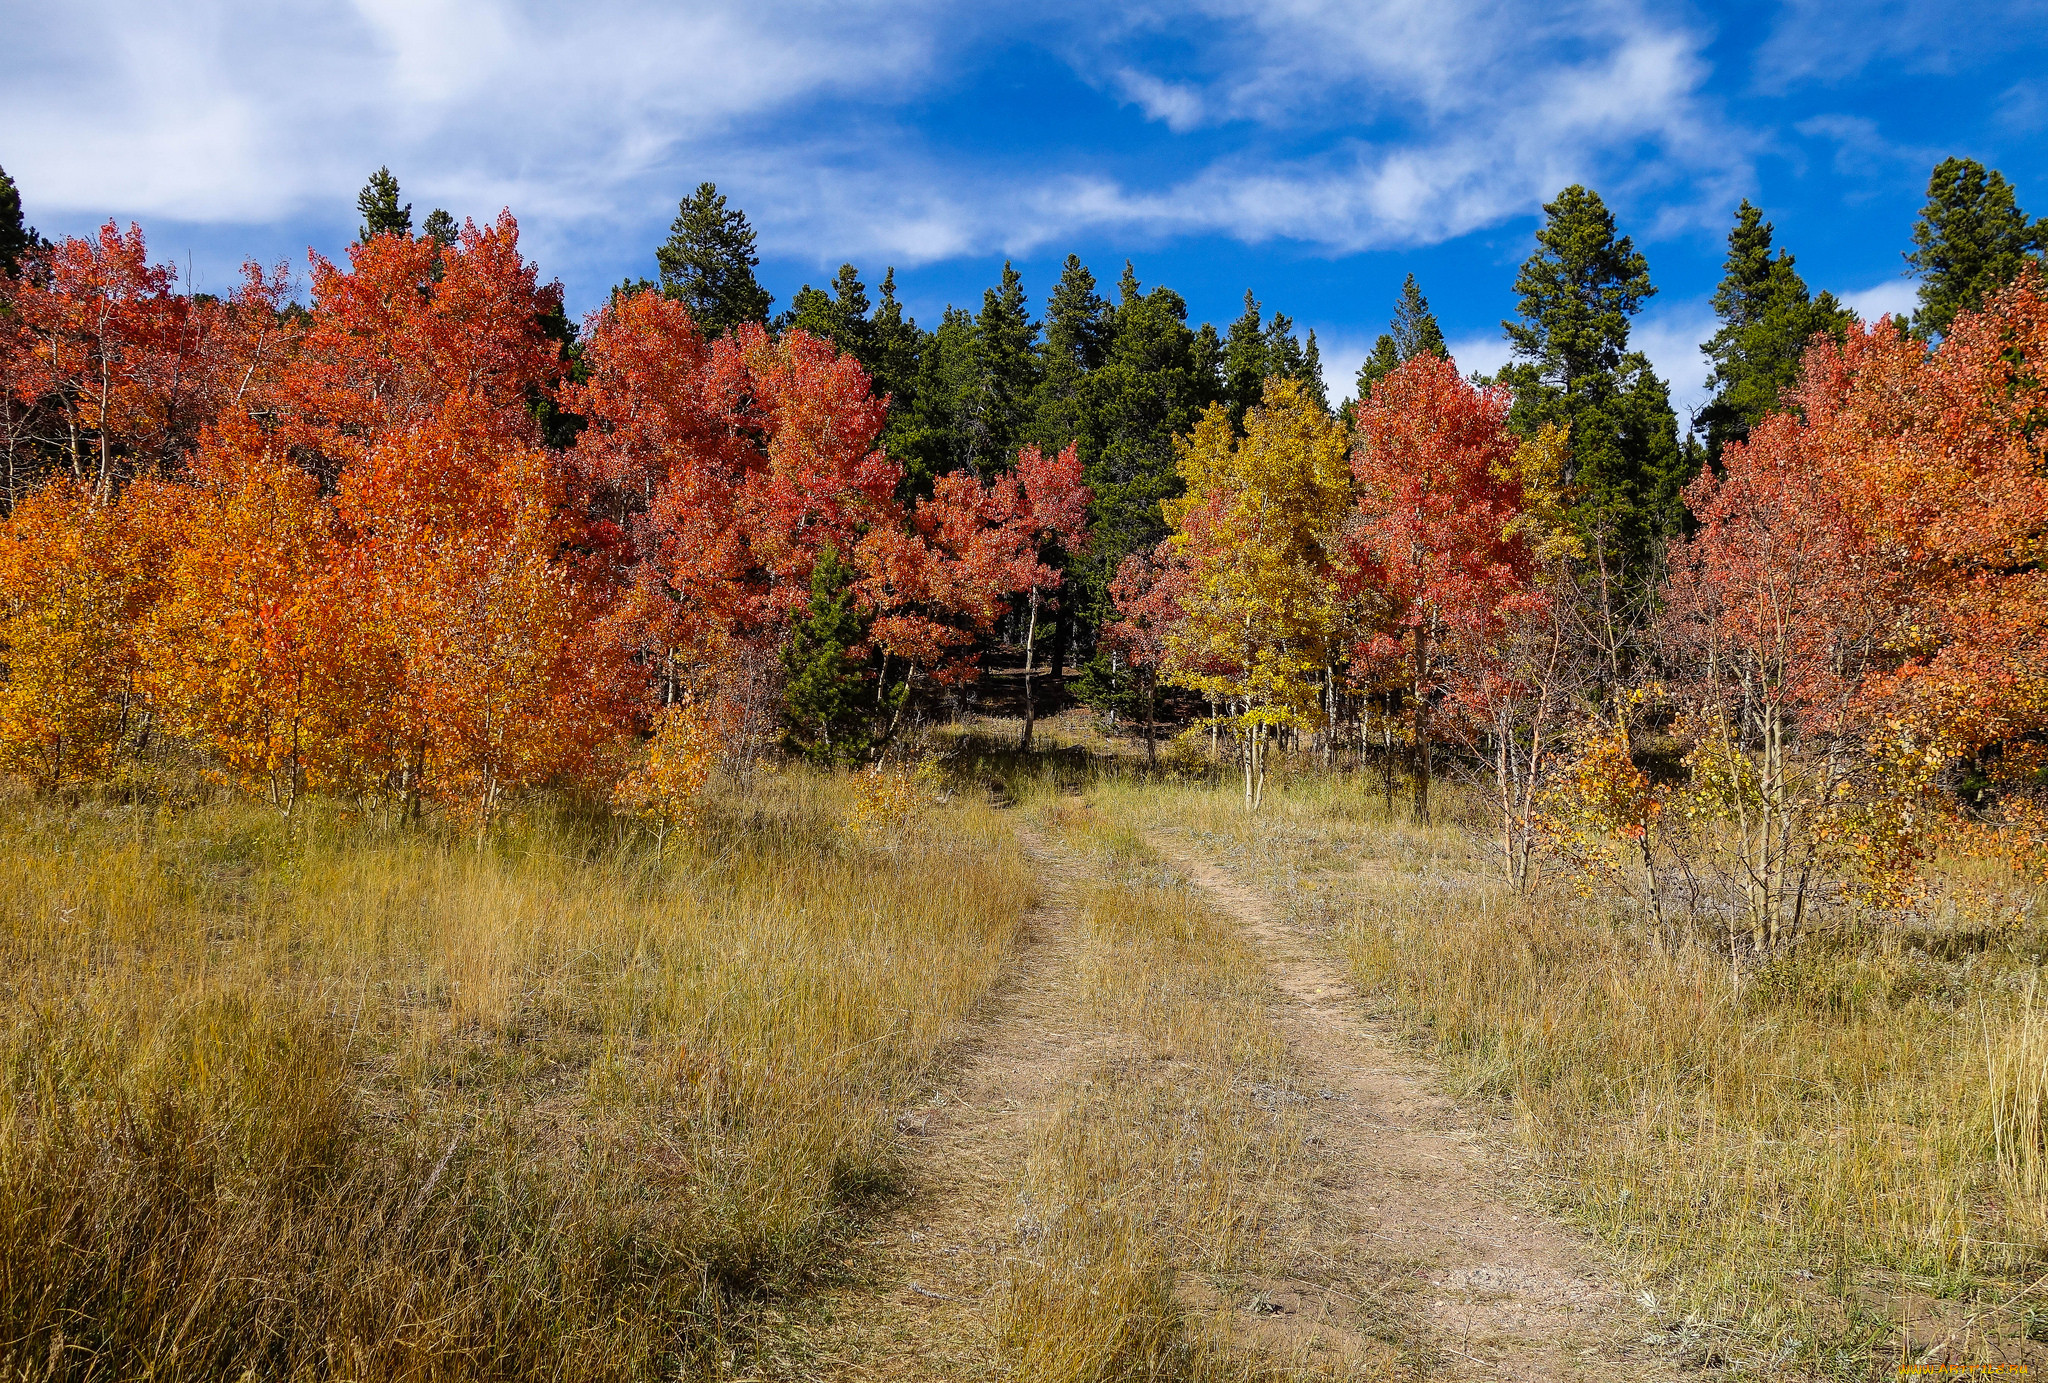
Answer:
1065, 0, 1747, 251
1838, 278, 1917, 324
1629, 299, 1719, 427
1445, 331, 1514, 382
5, 0, 1751, 279
3, 0, 952, 227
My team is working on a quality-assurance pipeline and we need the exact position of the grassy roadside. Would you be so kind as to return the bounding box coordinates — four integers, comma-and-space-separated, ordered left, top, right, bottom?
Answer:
0, 769, 1031, 1381
1081, 756, 2048, 1376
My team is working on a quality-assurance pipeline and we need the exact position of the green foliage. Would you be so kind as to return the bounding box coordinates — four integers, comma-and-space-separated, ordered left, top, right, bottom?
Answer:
1076, 267, 1220, 624
1224, 292, 1269, 427
1908, 157, 2047, 340
963, 261, 1041, 474
894, 304, 976, 492
781, 263, 873, 356
355, 167, 411, 242
0, 164, 38, 277
1697, 201, 1853, 466
1030, 254, 1110, 460
656, 182, 774, 336
1354, 273, 1447, 403
1498, 184, 1681, 585
1222, 292, 1324, 427
421, 208, 458, 249
781, 549, 883, 765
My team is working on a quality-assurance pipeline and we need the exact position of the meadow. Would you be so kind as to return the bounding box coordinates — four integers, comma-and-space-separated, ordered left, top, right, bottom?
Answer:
0, 767, 1032, 1380
5, 726, 2048, 1380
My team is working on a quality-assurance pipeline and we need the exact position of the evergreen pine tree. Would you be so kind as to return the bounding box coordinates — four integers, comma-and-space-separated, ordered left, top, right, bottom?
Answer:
1697, 201, 1852, 465
1223, 291, 1270, 427
782, 263, 873, 359
1264, 310, 1306, 384
961, 262, 1039, 474
1075, 264, 1216, 627
1351, 275, 1448, 423
780, 549, 878, 765
1352, 336, 1401, 409
356, 167, 412, 241
1907, 157, 2047, 340
0, 164, 39, 276
1030, 255, 1109, 457
421, 208, 459, 248
1299, 329, 1328, 411
1499, 185, 1681, 584
656, 182, 774, 336
896, 305, 975, 491
866, 269, 929, 481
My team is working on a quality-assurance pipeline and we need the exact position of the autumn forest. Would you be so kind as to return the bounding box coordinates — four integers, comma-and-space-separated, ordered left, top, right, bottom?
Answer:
7, 150, 2048, 1377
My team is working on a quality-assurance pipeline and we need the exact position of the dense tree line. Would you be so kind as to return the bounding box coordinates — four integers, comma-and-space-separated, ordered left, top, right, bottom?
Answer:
0, 151, 2044, 878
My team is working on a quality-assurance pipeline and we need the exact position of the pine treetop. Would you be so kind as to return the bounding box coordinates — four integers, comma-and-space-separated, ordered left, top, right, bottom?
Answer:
656, 182, 775, 336
357, 167, 412, 242
1907, 157, 2047, 340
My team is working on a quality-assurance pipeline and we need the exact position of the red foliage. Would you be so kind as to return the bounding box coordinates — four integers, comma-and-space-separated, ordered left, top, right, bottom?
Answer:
1346, 354, 1535, 710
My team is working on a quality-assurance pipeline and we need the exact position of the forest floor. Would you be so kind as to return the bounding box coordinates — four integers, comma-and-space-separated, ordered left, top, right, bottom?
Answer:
779, 783, 1677, 1381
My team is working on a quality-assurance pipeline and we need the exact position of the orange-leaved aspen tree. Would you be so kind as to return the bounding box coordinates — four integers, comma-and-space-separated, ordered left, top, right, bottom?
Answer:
1346, 354, 1534, 825
137, 414, 346, 813
0, 478, 165, 790
332, 414, 631, 835
1160, 377, 1351, 811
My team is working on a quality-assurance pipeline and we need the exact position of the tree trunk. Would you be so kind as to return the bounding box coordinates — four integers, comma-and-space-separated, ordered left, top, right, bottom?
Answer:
1019, 589, 1040, 752
1412, 625, 1431, 824
1143, 672, 1157, 765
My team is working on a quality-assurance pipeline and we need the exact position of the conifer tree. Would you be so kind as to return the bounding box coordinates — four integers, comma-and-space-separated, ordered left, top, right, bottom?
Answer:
1031, 255, 1109, 460
1076, 266, 1216, 627
421, 208, 459, 248
1354, 274, 1447, 403
961, 262, 1039, 474
1498, 185, 1680, 586
655, 182, 774, 336
783, 263, 873, 360
1224, 292, 1270, 427
898, 305, 976, 488
0, 164, 38, 276
867, 269, 928, 479
356, 167, 411, 241
1300, 329, 1328, 412
1907, 157, 2046, 340
780, 548, 876, 765
1697, 201, 1852, 465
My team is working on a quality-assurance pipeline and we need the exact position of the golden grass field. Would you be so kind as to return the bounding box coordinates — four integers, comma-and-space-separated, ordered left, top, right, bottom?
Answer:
0, 769, 1032, 1380
6, 726, 2048, 1378
1085, 755, 2048, 1374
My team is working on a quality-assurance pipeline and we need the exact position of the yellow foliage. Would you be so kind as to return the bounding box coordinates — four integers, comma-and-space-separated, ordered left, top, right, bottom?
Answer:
1159, 378, 1352, 729
1498, 422, 1585, 569
844, 756, 942, 841
612, 699, 720, 851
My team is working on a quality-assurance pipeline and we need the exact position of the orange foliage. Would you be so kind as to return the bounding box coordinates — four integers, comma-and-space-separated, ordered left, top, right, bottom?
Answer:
0, 479, 165, 789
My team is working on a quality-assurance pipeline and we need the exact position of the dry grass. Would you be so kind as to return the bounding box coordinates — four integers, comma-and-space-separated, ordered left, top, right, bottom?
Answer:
0, 768, 1032, 1381
991, 792, 1360, 1382
1079, 754, 2048, 1376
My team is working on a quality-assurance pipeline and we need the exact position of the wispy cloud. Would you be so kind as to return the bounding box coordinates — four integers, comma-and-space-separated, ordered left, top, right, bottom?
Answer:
7, 0, 1748, 276
1755, 0, 2048, 92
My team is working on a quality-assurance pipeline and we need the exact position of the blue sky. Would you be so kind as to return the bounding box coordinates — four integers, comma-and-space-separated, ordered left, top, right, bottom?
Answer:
8, 0, 2048, 423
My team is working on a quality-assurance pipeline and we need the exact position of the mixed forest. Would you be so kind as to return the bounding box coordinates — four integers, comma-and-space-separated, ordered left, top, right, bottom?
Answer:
8, 150, 2048, 1377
